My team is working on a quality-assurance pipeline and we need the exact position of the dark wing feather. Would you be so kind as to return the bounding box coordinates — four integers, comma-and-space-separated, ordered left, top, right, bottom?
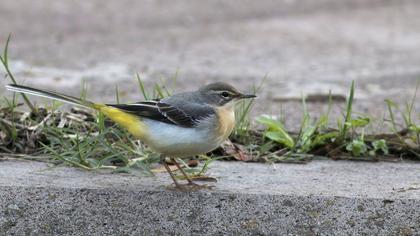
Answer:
106, 100, 215, 128
106, 101, 174, 125
157, 102, 199, 127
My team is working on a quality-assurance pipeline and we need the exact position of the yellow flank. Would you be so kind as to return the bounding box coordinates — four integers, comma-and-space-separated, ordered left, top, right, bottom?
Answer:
93, 104, 148, 139
215, 105, 236, 140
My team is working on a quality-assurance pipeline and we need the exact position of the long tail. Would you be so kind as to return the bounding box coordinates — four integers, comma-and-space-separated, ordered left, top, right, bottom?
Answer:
5, 84, 95, 109
5, 84, 147, 138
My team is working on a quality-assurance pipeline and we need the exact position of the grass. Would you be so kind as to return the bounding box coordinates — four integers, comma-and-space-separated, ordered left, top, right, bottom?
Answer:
0, 37, 419, 177
250, 80, 420, 162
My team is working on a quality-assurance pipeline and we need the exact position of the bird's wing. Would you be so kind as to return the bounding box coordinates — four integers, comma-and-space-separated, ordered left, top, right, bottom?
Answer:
106, 100, 214, 128
107, 101, 171, 124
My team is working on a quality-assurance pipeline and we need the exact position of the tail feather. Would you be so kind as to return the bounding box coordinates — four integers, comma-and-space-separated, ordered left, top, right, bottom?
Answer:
5, 84, 95, 108
5, 84, 148, 138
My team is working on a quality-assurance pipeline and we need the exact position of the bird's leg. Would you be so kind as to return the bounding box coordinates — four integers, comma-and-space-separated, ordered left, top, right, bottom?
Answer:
163, 161, 183, 189
171, 158, 198, 186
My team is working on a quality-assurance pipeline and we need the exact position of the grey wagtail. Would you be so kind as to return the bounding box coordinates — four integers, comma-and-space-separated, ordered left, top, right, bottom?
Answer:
6, 82, 256, 188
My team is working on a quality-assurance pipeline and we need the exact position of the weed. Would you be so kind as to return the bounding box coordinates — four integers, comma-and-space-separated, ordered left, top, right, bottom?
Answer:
256, 80, 419, 161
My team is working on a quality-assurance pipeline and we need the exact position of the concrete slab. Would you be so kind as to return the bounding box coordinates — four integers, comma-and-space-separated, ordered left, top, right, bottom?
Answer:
1, 159, 419, 235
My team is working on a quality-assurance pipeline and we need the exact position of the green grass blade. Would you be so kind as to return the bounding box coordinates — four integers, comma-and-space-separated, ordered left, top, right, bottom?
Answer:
154, 83, 165, 99
339, 80, 355, 141
136, 73, 149, 100
403, 78, 419, 127
235, 74, 266, 130
79, 80, 88, 101
97, 112, 105, 134
0, 34, 37, 113
385, 99, 398, 132
115, 84, 120, 104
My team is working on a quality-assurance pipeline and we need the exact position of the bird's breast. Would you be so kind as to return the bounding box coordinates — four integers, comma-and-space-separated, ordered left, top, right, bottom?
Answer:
214, 105, 236, 141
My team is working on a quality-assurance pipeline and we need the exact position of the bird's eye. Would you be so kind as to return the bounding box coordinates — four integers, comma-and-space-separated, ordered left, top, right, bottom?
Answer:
220, 91, 230, 98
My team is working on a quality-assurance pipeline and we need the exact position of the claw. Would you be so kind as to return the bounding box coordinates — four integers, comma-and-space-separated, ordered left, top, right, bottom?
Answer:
163, 156, 216, 190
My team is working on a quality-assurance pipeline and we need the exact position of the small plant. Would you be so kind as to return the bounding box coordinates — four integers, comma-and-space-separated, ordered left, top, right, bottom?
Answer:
256, 116, 295, 148
346, 134, 367, 157
255, 93, 338, 161
256, 80, 419, 160
371, 139, 389, 156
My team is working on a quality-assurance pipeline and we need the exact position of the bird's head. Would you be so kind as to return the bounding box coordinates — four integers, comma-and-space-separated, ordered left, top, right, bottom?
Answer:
198, 82, 256, 107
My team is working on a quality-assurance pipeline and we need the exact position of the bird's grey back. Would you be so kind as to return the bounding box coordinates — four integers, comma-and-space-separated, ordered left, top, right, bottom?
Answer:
161, 91, 215, 121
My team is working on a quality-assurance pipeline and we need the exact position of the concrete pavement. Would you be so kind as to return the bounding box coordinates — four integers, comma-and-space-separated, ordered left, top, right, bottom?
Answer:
0, 159, 419, 235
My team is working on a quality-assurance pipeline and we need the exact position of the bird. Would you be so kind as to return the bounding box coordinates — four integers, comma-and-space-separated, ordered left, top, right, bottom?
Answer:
6, 82, 256, 189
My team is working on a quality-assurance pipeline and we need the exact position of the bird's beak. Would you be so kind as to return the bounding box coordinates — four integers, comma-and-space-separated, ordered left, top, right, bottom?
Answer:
238, 93, 257, 99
